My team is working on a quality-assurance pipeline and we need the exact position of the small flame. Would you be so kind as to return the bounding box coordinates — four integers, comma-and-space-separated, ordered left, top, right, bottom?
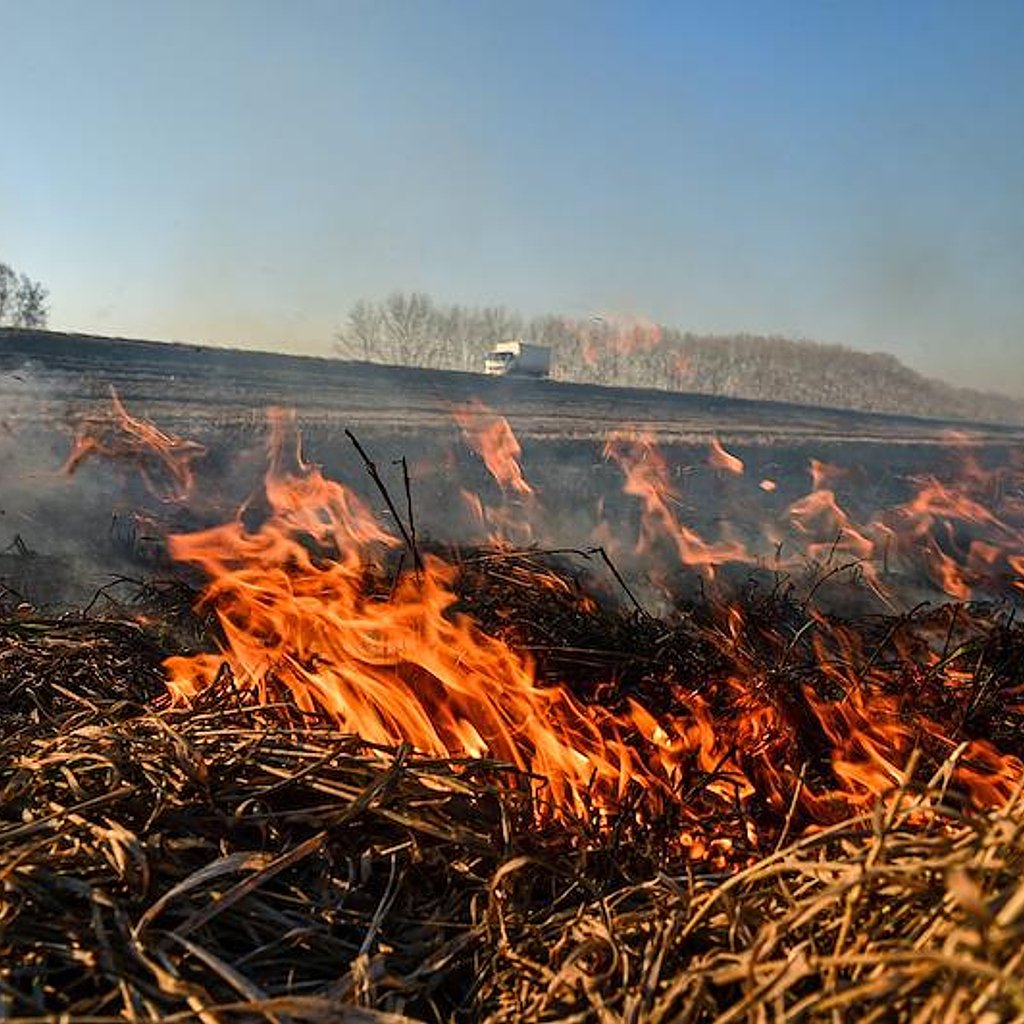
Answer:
603, 429, 750, 576
64, 387, 205, 501
454, 401, 533, 496
708, 438, 745, 475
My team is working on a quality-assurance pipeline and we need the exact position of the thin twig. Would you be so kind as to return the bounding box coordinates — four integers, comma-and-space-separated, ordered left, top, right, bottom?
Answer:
345, 429, 422, 572
591, 545, 650, 619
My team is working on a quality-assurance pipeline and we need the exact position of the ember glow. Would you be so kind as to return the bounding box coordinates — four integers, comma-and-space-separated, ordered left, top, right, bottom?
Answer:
68, 397, 1024, 854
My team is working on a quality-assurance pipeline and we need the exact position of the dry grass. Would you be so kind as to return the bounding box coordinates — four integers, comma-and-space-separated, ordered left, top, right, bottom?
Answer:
3, 560, 1024, 1023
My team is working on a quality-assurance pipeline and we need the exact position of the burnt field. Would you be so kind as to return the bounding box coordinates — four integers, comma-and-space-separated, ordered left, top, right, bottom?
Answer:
4, 327, 1023, 445
3, 330, 1024, 1022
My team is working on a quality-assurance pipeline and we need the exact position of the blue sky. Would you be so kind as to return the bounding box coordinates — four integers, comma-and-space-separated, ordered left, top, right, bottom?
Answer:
2, 0, 1023, 393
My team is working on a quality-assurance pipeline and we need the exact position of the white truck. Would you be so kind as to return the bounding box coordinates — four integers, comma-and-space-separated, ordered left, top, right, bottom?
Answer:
483, 340, 551, 378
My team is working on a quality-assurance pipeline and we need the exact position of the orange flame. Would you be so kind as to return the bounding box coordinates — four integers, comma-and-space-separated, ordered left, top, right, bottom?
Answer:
64, 387, 205, 501
571, 314, 663, 367
708, 438, 745, 475
453, 401, 533, 497
164, 413, 642, 817
167, 419, 1024, 839
62, 401, 1024, 855
603, 429, 751, 576
604, 431, 1024, 607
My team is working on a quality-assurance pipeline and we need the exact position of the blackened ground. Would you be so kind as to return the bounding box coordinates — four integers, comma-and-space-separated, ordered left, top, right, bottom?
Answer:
4, 328, 1024, 444
2, 328, 1023, 608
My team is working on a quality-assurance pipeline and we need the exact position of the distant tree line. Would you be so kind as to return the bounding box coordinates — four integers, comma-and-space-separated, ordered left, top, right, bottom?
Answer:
0, 261, 47, 329
335, 293, 523, 369
334, 292, 1024, 425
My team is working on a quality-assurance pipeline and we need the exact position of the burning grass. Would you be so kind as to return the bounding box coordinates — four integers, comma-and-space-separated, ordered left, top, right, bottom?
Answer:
3, 560, 1024, 1022
4, 395, 1024, 1020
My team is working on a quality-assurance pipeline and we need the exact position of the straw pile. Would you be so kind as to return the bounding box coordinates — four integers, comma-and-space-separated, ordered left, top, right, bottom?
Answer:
3, 556, 1024, 1023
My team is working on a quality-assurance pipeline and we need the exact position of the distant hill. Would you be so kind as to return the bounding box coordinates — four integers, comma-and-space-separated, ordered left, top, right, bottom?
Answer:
335, 293, 1024, 426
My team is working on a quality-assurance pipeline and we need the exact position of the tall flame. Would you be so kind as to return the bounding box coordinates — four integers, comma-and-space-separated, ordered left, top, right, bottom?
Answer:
165, 412, 632, 817
453, 401, 537, 545
603, 430, 750, 575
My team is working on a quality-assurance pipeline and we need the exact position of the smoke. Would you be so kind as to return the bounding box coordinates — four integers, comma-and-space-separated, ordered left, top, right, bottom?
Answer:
0, 366, 269, 607
0, 367, 115, 604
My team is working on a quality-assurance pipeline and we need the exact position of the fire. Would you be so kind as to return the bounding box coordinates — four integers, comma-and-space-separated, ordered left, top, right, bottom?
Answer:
453, 400, 537, 545
164, 411, 632, 817
166, 414, 1020, 833
602, 429, 751, 576
64, 386, 205, 501
66, 396, 1024, 855
785, 474, 885, 595
602, 431, 1024, 606
708, 437, 744, 475
453, 401, 533, 497
572, 314, 663, 367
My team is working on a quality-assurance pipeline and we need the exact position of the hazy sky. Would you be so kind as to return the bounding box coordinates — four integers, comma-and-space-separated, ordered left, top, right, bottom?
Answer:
2, 1, 1023, 394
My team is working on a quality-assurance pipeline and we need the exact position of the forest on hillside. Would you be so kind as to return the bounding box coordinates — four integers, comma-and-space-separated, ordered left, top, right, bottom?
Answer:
335, 292, 1024, 425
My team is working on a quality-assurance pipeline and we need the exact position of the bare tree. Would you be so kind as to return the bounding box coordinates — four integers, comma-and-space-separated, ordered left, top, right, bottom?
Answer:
13, 276, 47, 328
0, 261, 48, 328
335, 299, 384, 360
334, 293, 523, 371
0, 263, 17, 324
380, 292, 434, 364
